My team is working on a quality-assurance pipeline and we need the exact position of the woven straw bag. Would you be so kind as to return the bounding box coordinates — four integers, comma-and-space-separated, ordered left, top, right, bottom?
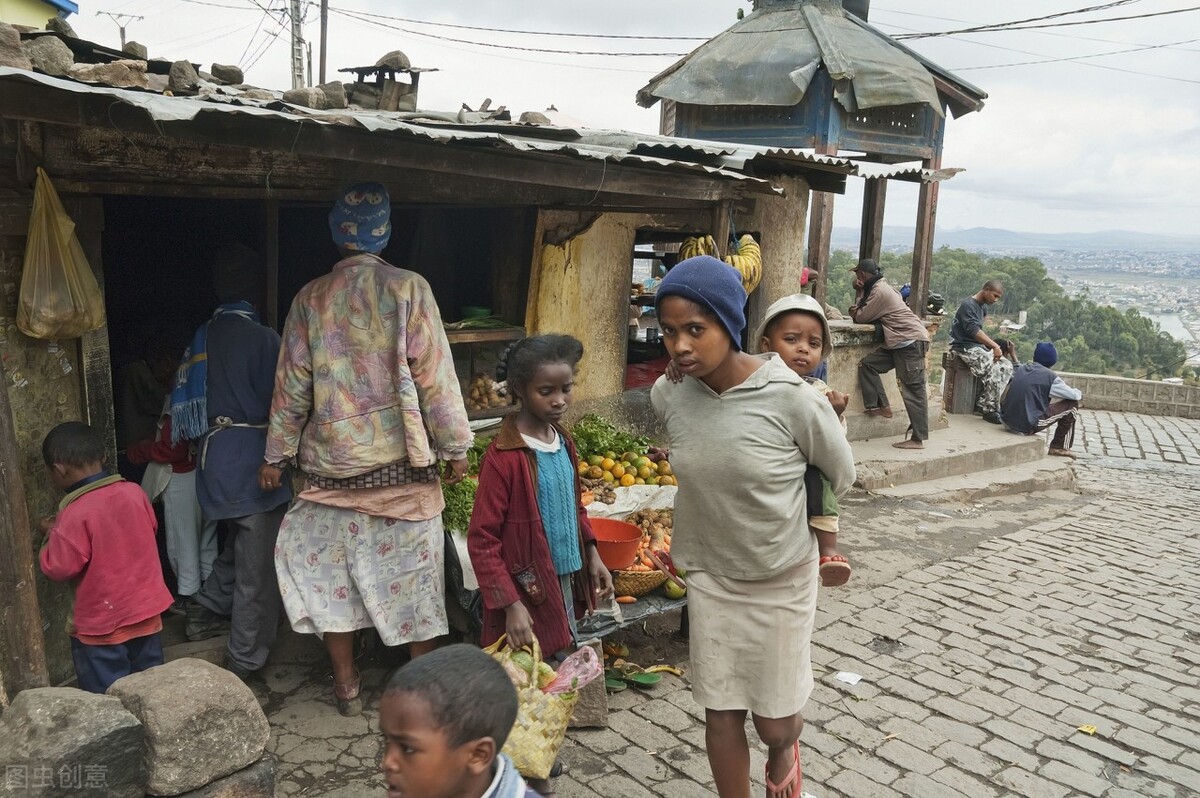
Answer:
483, 633, 579, 780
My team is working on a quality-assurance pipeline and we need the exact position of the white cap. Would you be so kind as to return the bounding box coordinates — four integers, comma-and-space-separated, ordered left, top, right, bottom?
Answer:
752, 293, 832, 360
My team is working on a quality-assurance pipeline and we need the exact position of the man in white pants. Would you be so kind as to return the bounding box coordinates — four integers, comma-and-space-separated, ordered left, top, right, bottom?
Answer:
128, 403, 219, 612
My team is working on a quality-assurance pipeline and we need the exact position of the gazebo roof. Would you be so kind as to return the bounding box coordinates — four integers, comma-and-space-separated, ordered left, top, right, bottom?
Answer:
636, 0, 985, 118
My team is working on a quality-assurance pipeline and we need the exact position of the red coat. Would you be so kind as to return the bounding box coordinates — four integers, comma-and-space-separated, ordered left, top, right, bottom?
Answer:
468, 416, 597, 656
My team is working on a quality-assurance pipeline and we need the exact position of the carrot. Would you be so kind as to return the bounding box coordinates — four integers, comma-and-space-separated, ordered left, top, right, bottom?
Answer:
616, 596, 637, 604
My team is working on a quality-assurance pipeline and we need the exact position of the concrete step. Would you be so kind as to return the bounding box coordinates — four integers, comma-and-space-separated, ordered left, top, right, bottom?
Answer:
845, 396, 948, 442
852, 415, 1047, 490
868, 456, 1076, 502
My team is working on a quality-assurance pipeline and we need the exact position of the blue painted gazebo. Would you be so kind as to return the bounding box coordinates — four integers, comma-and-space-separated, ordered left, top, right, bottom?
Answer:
637, 0, 986, 314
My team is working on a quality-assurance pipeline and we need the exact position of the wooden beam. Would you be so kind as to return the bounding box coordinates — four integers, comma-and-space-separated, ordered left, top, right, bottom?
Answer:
806, 191, 835, 308
710, 200, 732, 260
0, 373, 50, 702
859, 177, 887, 263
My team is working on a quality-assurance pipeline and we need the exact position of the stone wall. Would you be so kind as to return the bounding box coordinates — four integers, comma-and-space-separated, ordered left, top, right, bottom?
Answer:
1058, 372, 1200, 419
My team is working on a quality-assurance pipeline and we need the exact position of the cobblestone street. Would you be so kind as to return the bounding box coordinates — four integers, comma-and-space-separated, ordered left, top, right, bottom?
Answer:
261, 412, 1200, 797
554, 412, 1200, 798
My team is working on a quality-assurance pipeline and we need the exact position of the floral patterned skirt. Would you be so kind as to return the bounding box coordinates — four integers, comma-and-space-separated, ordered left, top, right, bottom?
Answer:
275, 499, 448, 646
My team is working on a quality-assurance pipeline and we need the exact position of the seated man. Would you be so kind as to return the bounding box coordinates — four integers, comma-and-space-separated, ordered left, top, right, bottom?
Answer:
949, 279, 1014, 424
1001, 342, 1082, 459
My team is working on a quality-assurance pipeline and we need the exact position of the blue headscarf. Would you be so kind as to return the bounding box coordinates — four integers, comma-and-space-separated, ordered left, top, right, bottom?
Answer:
1034, 341, 1058, 368
328, 182, 392, 253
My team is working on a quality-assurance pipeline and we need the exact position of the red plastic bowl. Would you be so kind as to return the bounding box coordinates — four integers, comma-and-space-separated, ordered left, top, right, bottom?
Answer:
590, 518, 643, 571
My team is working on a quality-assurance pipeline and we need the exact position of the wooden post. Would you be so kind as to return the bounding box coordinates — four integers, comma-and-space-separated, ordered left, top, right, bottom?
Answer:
318, 0, 329, 85
806, 191, 835, 308
807, 142, 839, 308
859, 177, 887, 263
710, 200, 732, 260
910, 169, 939, 318
0, 375, 51, 702
910, 118, 945, 317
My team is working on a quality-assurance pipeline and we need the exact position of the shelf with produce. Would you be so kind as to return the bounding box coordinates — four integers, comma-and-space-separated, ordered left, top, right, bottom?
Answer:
466, 404, 516, 421
444, 326, 526, 345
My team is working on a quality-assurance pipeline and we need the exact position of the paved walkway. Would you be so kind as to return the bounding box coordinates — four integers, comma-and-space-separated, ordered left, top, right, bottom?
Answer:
259, 411, 1200, 797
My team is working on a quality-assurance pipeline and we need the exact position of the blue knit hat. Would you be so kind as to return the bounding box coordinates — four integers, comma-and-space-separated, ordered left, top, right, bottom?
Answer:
329, 182, 392, 254
656, 255, 747, 350
1034, 341, 1058, 367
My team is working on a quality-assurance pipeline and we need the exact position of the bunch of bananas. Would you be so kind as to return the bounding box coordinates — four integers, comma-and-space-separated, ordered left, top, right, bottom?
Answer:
723, 234, 762, 294
678, 235, 718, 260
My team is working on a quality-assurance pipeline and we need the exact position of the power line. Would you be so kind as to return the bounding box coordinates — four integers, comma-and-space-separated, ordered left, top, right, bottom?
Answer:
897, 4, 1200, 40
953, 36, 1200, 73
326, 6, 707, 41
332, 8, 689, 57
892, 0, 1138, 39
873, 6, 1200, 53
332, 10, 667, 75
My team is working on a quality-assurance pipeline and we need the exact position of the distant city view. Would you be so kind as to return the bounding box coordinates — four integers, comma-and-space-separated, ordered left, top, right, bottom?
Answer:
832, 227, 1200, 366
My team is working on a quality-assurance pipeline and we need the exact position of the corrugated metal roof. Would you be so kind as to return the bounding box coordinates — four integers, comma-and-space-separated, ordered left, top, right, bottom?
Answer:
854, 163, 963, 183
0, 67, 860, 194
637, 0, 942, 114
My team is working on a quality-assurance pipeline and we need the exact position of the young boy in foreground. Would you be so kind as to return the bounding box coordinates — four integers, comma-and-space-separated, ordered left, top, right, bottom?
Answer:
380, 644, 542, 798
39, 421, 173, 693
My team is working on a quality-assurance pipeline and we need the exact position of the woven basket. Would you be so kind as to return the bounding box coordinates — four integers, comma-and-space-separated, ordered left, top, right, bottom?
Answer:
613, 569, 668, 598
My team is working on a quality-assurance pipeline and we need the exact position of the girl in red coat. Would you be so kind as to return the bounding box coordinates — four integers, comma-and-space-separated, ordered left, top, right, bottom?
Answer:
468, 335, 614, 659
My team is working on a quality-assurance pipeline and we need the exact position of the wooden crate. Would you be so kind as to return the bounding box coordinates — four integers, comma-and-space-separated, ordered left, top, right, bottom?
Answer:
942, 351, 981, 414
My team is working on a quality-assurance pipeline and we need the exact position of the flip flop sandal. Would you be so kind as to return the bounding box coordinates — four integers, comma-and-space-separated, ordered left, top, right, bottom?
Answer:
610, 663, 664, 689
819, 555, 852, 586
604, 677, 628, 692
766, 739, 802, 798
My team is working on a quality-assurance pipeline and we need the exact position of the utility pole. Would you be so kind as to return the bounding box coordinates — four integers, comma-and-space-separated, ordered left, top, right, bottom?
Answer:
288, 0, 305, 90
95, 11, 143, 48
306, 40, 313, 87
318, 0, 328, 84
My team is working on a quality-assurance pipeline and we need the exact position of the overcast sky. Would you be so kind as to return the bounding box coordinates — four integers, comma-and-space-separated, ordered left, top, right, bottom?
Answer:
69, 0, 1200, 238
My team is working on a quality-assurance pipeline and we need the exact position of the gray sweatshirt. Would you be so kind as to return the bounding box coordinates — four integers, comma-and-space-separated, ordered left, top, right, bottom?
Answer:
651, 354, 857, 581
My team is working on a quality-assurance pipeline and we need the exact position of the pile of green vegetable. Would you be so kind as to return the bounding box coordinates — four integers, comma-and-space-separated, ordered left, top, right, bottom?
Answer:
442, 436, 491, 535
569, 414, 649, 460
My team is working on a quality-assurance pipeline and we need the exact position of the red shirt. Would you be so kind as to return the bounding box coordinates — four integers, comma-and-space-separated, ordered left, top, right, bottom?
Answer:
468, 418, 597, 656
40, 478, 173, 638
126, 414, 195, 474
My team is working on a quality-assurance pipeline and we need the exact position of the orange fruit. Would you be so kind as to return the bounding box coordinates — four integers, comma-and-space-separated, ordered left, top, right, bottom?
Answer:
635, 477, 646, 485
658, 461, 673, 476
578, 462, 589, 475
588, 466, 603, 480
633, 456, 650, 469
637, 465, 653, 479
620, 474, 636, 487
610, 464, 625, 478
659, 475, 675, 486
601, 471, 615, 483
600, 458, 615, 471
645, 476, 660, 486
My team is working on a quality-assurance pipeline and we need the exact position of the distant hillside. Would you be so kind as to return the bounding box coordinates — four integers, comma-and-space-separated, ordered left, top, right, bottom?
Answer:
832, 226, 1200, 252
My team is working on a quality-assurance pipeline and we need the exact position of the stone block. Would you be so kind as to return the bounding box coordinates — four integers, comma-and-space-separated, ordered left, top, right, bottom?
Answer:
107, 658, 270, 796
23, 35, 73, 76
346, 82, 381, 109
170, 756, 275, 798
567, 639, 607, 728
0, 22, 33, 70
210, 63, 244, 85
123, 41, 148, 60
69, 59, 148, 89
318, 80, 347, 109
375, 49, 410, 70
0, 686, 146, 797
168, 60, 199, 93
45, 17, 77, 37
282, 87, 327, 109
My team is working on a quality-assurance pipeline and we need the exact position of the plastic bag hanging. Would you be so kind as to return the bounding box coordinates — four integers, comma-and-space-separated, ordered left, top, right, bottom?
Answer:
16, 168, 106, 339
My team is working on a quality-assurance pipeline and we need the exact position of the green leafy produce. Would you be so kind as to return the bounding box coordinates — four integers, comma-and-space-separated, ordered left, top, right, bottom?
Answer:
570, 414, 649, 459
466, 436, 489, 476
442, 477, 477, 536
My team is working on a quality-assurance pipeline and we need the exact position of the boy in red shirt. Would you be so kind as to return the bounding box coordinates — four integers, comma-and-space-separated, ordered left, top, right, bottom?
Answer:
39, 422, 173, 693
